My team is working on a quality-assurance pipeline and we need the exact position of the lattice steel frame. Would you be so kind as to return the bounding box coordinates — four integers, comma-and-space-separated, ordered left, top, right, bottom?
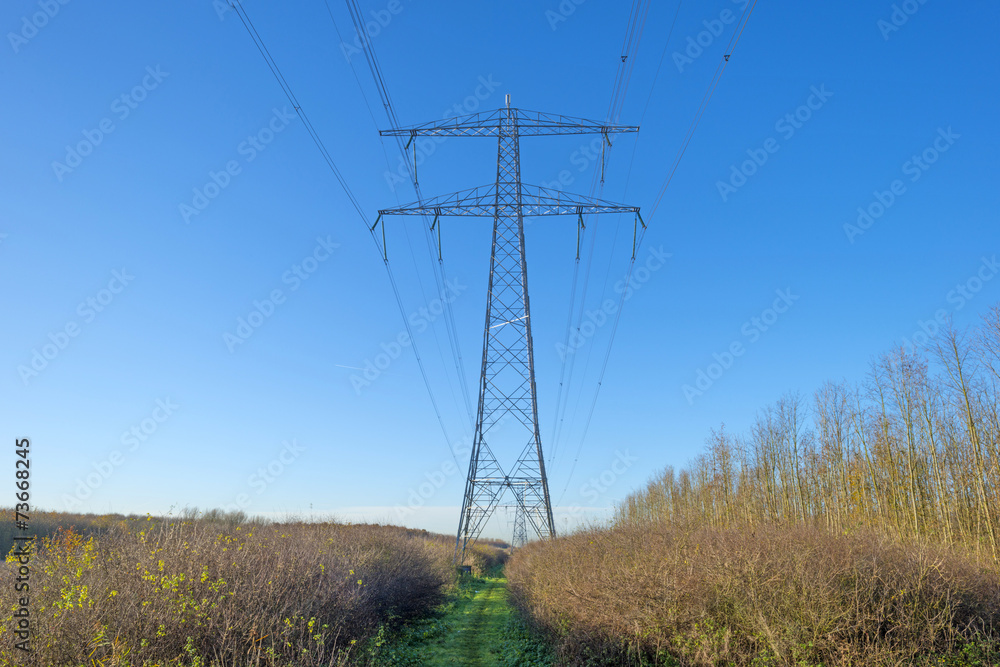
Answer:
377, 99, 639, 561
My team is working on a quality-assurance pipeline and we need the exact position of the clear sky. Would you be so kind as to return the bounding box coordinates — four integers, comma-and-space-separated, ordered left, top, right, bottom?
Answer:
2, 1, 997, 539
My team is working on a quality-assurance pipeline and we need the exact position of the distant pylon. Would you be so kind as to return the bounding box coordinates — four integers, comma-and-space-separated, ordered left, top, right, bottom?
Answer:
511, 484, 528, 548
376, 95, 641, 562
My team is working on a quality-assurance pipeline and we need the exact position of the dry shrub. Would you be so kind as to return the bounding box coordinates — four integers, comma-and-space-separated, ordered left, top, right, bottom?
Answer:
507, 523, 1000, 666
0, 520, 453, 666
0, 510, 129, 560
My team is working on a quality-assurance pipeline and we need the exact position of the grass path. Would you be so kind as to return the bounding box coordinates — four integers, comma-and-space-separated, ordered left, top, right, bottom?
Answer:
434, 576, 506, 665
372, 573, 552, 666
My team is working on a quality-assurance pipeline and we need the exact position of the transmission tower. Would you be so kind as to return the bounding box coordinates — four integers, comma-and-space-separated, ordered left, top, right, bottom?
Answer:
376, 96, 640, 562
510, 484, 528, 548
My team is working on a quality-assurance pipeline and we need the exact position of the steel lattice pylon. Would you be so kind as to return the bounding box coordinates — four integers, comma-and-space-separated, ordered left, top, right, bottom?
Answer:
376, 96, 640, 562
510, 485, 528, 549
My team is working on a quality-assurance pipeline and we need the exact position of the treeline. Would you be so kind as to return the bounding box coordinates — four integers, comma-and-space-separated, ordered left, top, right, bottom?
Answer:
619, 306, 1000, 560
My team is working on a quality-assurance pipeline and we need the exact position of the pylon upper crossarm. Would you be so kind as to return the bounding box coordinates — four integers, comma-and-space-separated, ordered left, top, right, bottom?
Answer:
514, 109, 638, 136
379, 107, 638, 138
380, 110, 505, 138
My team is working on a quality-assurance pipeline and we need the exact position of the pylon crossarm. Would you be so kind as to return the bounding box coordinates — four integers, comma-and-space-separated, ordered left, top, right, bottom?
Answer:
379, 184, 498, 217
519, 184, 639, 216
379, 183, 638, 218
380, 107, 638, 138
381, 109, 504, 137
514, 108, 638, 136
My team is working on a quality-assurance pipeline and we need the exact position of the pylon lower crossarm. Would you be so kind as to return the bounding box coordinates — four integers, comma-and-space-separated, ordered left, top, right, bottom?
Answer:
519, 183, 639, 215
379, 183, 639, 218
379, 184, 497, 216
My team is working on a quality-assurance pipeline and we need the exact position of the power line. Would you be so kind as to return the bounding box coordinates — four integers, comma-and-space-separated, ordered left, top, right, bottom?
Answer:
550, 0, 650, 469
228, 0, 463, 465
556, 0, 758, 503
330, 3, 474, 433
650, 0, 758, 219
340, 0, 476, 429
229, 1, 368, 225
557, 0, 685, 467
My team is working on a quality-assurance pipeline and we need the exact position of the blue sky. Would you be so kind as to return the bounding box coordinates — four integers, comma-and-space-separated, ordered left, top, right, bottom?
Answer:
2, 1, 997, 539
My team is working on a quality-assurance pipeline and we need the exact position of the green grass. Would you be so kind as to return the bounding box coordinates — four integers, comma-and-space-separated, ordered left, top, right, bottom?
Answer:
367, 571, 552, 666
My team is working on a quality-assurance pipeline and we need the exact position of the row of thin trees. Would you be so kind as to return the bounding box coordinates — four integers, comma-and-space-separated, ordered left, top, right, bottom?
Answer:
616, 305, 1000, 561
